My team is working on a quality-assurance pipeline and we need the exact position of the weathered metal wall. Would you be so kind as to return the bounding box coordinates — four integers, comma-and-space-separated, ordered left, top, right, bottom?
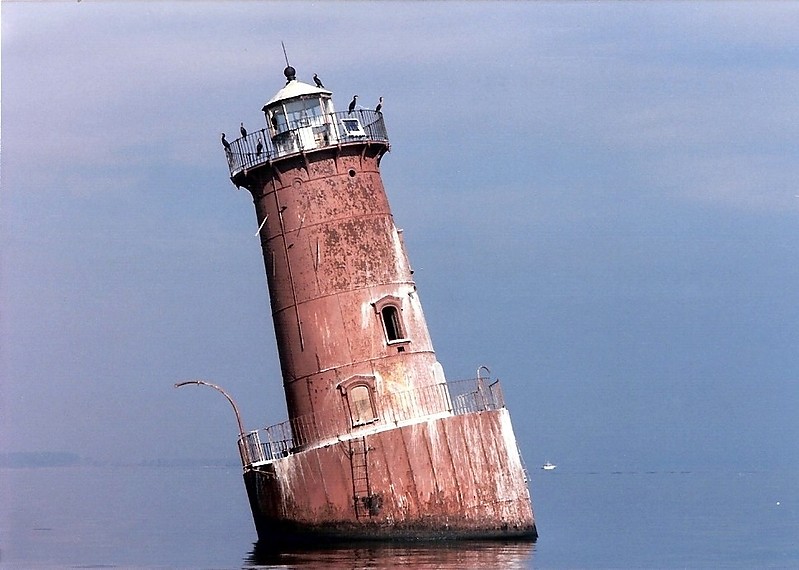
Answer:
242, 145, 445, 441
243, 408, 536, 541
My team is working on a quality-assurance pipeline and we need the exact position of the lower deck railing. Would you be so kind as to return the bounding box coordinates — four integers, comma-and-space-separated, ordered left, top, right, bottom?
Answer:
238, 377, 505, 466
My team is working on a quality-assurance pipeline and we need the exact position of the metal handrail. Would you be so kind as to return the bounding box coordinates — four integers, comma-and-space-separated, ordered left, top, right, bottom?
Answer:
223, 109, 389, 179
239, 376, 507, 466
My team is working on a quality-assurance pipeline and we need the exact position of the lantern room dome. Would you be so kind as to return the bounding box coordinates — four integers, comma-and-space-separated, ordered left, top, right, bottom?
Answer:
264, 79, 332, 109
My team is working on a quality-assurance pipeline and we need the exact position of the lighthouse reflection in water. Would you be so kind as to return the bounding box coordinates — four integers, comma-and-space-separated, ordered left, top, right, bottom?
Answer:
246, 540, 534, 568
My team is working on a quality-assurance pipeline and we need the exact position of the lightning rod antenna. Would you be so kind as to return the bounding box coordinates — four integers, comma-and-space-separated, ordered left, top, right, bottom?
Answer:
281, 41, 290, 67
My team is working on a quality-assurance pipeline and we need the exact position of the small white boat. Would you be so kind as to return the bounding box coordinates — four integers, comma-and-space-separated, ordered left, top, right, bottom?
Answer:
542, 461, 557, 471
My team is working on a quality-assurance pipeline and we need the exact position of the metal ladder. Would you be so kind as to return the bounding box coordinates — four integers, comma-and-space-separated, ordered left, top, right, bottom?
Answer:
349, 437, 371, 518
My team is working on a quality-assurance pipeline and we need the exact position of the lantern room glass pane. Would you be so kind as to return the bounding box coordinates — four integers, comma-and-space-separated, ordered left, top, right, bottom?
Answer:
285, 98, 323, 128
270, 108, 288, 134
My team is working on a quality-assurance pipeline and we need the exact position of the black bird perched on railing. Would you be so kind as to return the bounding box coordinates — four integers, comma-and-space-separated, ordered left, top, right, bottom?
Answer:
375, 96, 383, 113
348, 95, 358, 114
256, 138, 263, 156
221, 133, 231, 151
240, 122, 247, 137
313, 73, 324, 88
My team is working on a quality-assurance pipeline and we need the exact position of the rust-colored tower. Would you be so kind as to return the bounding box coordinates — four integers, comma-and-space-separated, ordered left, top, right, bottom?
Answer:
224, 66, 536, 541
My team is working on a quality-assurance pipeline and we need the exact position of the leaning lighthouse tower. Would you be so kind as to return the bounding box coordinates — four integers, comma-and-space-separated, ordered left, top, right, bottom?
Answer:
222, 66, 536, 541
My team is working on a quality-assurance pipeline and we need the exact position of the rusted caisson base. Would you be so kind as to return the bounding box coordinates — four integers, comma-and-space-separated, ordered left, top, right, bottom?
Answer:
243, 409, 537, 542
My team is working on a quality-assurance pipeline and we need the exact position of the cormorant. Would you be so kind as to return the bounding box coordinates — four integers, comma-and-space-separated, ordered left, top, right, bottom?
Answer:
375, 96, 383, 113
256, 138, 263, 156
348, 95, 358, 114
240, 122, 247, 137
221, 133, 230, 151
313, 74, 324, 88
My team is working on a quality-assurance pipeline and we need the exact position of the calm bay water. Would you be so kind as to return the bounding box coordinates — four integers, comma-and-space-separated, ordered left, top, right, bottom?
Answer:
2, 464, 797, 568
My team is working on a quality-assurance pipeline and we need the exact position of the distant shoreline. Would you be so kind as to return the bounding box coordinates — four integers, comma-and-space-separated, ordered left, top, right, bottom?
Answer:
0, 451, 82, 468
0, 452, 239, 469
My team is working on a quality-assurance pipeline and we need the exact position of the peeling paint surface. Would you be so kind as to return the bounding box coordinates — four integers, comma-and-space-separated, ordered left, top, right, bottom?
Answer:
244, 410, 535, 541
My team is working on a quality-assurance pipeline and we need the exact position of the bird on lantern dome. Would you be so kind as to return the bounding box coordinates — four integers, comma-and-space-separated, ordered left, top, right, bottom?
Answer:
313, 74, 325, 88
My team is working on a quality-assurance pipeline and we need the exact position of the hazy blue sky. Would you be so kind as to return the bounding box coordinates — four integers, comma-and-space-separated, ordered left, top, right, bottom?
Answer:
2, 2, 797, 472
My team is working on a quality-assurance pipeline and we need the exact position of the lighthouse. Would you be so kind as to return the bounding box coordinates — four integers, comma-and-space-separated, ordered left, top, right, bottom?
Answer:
223, 66, 536, 541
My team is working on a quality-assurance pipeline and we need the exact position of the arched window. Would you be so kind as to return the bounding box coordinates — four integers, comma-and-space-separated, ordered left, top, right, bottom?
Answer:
349, 385, 375, 426
338, 375, 378, 427
373, 295, 409, 345
381, 305, 403, 342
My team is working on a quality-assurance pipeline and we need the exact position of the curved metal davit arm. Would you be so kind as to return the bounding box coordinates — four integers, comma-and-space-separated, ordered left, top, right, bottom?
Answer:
477, 364, 491, 388
476, 365, 491, 408
174, 379, 246, 439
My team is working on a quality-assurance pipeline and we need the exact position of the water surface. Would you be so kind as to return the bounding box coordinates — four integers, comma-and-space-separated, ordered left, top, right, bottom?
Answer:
2, 464, 797, 568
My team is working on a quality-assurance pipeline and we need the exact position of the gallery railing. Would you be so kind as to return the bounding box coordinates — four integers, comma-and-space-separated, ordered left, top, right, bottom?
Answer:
223, 109, 389, 179
238, 376, 506, 466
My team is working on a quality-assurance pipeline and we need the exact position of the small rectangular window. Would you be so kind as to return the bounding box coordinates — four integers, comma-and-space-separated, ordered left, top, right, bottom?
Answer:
341, 118, 365, 137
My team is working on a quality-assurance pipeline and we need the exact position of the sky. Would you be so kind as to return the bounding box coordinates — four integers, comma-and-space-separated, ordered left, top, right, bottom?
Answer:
2, 2, 798, 473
